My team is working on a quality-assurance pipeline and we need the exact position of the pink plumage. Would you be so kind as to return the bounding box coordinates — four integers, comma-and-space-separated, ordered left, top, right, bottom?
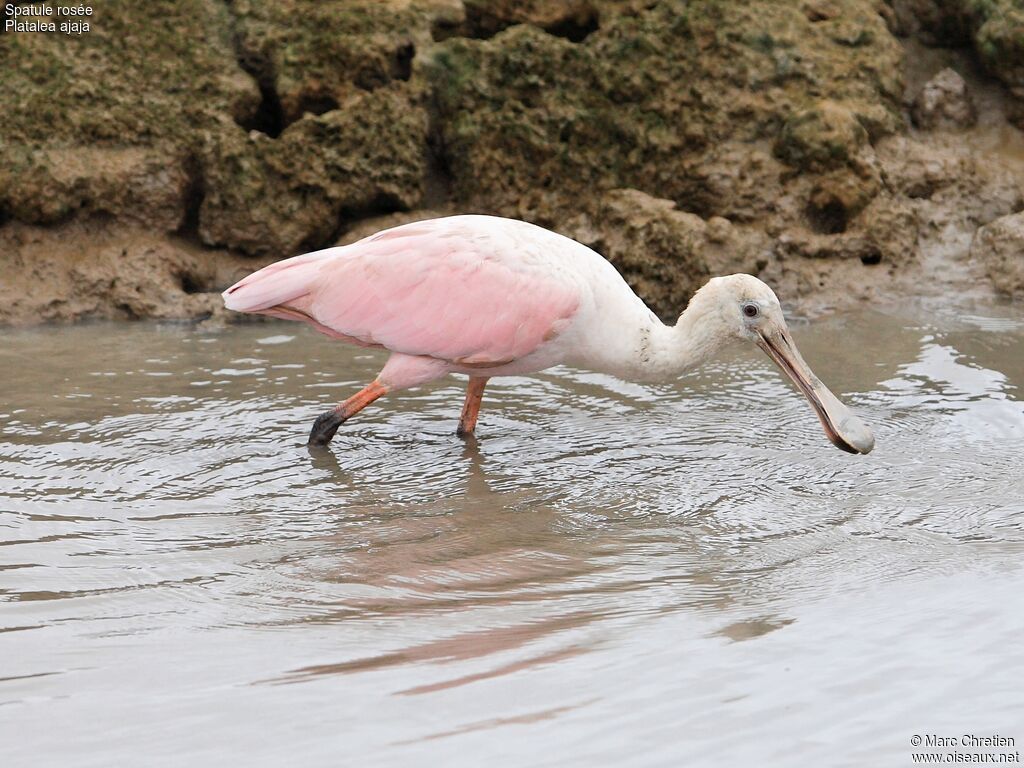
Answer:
224, 215, 585, 389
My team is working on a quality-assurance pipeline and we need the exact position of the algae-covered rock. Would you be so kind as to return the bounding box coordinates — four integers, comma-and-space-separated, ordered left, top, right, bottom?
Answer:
3, 0, 1024, 327
888, 0, 1024, 109
970, 1, 1024, 92
228, 0, 446, 127
885, 0, 975, 43
0, 0, 255, 230
427, 0, 903, 219
971, 212, 1024, 296
0, 0, 438, 252
0, 0, 254, 147
198, 87, 428, 256
0, 0, 908, 242
775, 101, 870, 171
450, 0, 601, 40
806, 165, 882, 232
566, 189, 769, 318
0, 145, 190, 230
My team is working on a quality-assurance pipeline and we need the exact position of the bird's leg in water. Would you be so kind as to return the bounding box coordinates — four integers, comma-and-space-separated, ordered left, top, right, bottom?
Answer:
308, 381, 389, 446
457, 377, 489, 437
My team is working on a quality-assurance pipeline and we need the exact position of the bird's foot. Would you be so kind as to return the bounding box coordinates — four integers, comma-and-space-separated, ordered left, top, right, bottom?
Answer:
308, 410, 345, 446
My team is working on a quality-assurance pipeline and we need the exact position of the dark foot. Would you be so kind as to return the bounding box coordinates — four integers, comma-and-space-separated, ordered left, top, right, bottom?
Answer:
308, 410, 345, 446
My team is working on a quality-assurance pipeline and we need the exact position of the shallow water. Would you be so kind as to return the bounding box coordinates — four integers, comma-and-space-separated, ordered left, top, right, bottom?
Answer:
2, 299, 1023, 767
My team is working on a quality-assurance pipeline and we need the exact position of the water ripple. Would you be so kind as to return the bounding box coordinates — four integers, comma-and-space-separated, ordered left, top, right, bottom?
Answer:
1, 307, 1023, 765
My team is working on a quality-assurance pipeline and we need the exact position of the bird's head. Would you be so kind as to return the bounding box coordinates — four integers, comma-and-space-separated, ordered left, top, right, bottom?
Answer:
683, 274, 874, 455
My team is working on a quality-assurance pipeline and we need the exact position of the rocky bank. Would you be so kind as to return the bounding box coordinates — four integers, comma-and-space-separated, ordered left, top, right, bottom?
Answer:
1, 0, 1023, 326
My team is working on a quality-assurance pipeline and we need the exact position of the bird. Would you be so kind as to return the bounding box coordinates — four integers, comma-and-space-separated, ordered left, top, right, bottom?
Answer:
222, 214, 874, 454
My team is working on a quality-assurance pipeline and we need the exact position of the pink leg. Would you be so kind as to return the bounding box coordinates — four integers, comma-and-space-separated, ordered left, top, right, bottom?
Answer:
308, 380, 388, 446
308, 353, 450, 446
457, 377, 489, 437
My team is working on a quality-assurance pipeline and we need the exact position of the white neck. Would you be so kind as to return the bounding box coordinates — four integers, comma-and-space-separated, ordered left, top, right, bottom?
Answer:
585, 299, 727, 383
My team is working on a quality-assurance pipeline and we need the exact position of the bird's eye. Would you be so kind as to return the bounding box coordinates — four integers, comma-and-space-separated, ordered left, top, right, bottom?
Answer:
742, 303, 759, 318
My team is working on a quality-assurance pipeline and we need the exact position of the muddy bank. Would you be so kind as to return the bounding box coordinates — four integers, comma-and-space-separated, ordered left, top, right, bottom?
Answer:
1, 0, 1022, 326
0, 222, 271, 325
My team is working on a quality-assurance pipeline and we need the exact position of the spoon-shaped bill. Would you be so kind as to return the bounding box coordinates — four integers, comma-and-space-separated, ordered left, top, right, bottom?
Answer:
755, 328, 874, 455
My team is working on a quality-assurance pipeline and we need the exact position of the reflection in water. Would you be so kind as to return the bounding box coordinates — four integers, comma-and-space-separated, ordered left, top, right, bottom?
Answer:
1, 303, 1023, 766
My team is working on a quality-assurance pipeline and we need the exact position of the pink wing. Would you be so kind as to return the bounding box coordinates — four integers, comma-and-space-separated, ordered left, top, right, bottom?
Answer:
223, 217, 582, 366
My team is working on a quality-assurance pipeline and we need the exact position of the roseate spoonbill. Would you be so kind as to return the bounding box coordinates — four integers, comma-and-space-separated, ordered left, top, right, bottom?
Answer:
223, 215, 874, 454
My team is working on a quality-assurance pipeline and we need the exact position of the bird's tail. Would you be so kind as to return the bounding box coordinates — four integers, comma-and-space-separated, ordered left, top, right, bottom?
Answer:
222, 250, 334, 314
